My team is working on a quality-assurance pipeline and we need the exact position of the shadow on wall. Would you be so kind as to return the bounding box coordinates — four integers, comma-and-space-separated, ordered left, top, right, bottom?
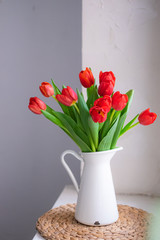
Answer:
0, 1, 81, 240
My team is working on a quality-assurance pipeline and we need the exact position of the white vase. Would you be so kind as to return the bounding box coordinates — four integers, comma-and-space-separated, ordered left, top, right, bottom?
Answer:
61, 147, 123, 226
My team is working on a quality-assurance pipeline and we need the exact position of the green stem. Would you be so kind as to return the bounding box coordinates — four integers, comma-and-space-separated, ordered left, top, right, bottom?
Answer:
73, 103, 80, 114
129, 122, 139, 129
120, 114, 139, 137
110, 109, 115, 123
120, 122, 139, 137
52, 95, 58, 102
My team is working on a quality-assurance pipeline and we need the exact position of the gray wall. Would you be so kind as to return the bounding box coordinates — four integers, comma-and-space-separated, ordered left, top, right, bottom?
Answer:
0, 1, 81, 239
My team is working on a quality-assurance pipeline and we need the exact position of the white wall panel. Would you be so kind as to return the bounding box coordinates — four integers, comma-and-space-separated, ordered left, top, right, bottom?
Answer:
82, 0, 160, 195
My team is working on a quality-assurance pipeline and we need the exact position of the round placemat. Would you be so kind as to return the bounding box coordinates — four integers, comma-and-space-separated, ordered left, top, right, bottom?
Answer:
36, 204, 151, 240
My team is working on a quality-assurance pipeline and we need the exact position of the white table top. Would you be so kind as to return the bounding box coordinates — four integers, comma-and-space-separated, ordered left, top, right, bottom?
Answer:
33, 185, 160, 240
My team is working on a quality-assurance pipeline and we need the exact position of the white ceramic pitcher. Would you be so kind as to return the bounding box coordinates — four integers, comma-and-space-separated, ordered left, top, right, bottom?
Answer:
61, 147, 123, 226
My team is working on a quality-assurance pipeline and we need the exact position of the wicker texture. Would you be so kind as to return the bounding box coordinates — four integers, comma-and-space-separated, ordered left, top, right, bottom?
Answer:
36, 204, 151, 240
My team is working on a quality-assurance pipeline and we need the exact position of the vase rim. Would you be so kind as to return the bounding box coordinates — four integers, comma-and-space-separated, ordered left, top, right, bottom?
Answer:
81, 147, 123, 155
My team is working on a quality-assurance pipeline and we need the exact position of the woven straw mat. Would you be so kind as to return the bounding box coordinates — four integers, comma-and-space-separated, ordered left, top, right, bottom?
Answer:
36, 203, 151, 240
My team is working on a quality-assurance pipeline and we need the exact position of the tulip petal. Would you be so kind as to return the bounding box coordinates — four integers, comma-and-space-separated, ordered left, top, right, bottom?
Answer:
56, 94, 73, 106
79, 67, 94, 88
28, 104, 42, 114
61, 88, 71, 99
35, 97, 47, 110
57, 86, 77, 106
98, 81, 114, 96
94, 95, 112, 113
112, 91, 128, 111
138, 108, 157, 125
28, 97, 46, 114
99, 71, 116, 86
89, 106, 107, 123
39, 82, 54, 97
67, 86, 78, 101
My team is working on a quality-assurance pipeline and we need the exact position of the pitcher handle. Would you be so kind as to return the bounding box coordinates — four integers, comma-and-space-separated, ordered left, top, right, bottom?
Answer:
61, 150, 83, 193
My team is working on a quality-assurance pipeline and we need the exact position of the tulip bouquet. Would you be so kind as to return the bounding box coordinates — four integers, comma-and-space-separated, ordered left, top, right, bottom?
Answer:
28, 68, 157, 152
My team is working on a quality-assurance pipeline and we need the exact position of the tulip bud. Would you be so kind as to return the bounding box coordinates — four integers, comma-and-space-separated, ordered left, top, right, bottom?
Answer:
99, 71, 116, 86
39, 82, 54, 97
79, 67, 95, 88
98, 81, 114, 96
28, 97, 46, 114
138, 108, 157, 125
112, 91, 128, 111
89, 106, 108, 123
56, 86, 78, 106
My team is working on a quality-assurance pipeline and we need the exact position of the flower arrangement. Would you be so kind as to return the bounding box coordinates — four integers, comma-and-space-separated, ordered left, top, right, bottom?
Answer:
28, 68, 157, 152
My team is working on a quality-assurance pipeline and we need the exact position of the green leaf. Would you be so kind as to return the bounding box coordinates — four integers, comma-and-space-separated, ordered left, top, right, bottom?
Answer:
72, 105, 84, 131
111, 89, 134, 149
99, 122, 105, 131
121, 90, 134, 118
43, 107, 90, 151
110, 113, 127, 149
120, 114, 139, 136
87, 84, 92, 96
54, 112, 90, 146
51, 79, 61, 95
68, 105, 76, 122
51, 110, 92, 152
100, 111, 111, 140
43, 105, 91, 152
87, 85, 99, 109
41, 109, 64, 129
87, 84, 94, 98
77, 89, 90, 132
88, 116, 99, 149
97, 116, 120, 151
45, 105, 56, 115
112, 110, 121, 123
41, 109, 71, 138
77, 89, 96, 151
62, 84, 66, 89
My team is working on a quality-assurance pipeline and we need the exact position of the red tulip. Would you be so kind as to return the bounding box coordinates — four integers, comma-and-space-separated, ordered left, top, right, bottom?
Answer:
94, 95, 112, 113
39, 82, 54, 97
138, 108, 157, 125
28, 97, 46, 114
89, 96, 112, 123
79, 67, 95, 88
56, 86, 78, 106
99, 71, 116, 86
98, 81, 114, 96
112, 91, 128, 111
89, 106, 108, 123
